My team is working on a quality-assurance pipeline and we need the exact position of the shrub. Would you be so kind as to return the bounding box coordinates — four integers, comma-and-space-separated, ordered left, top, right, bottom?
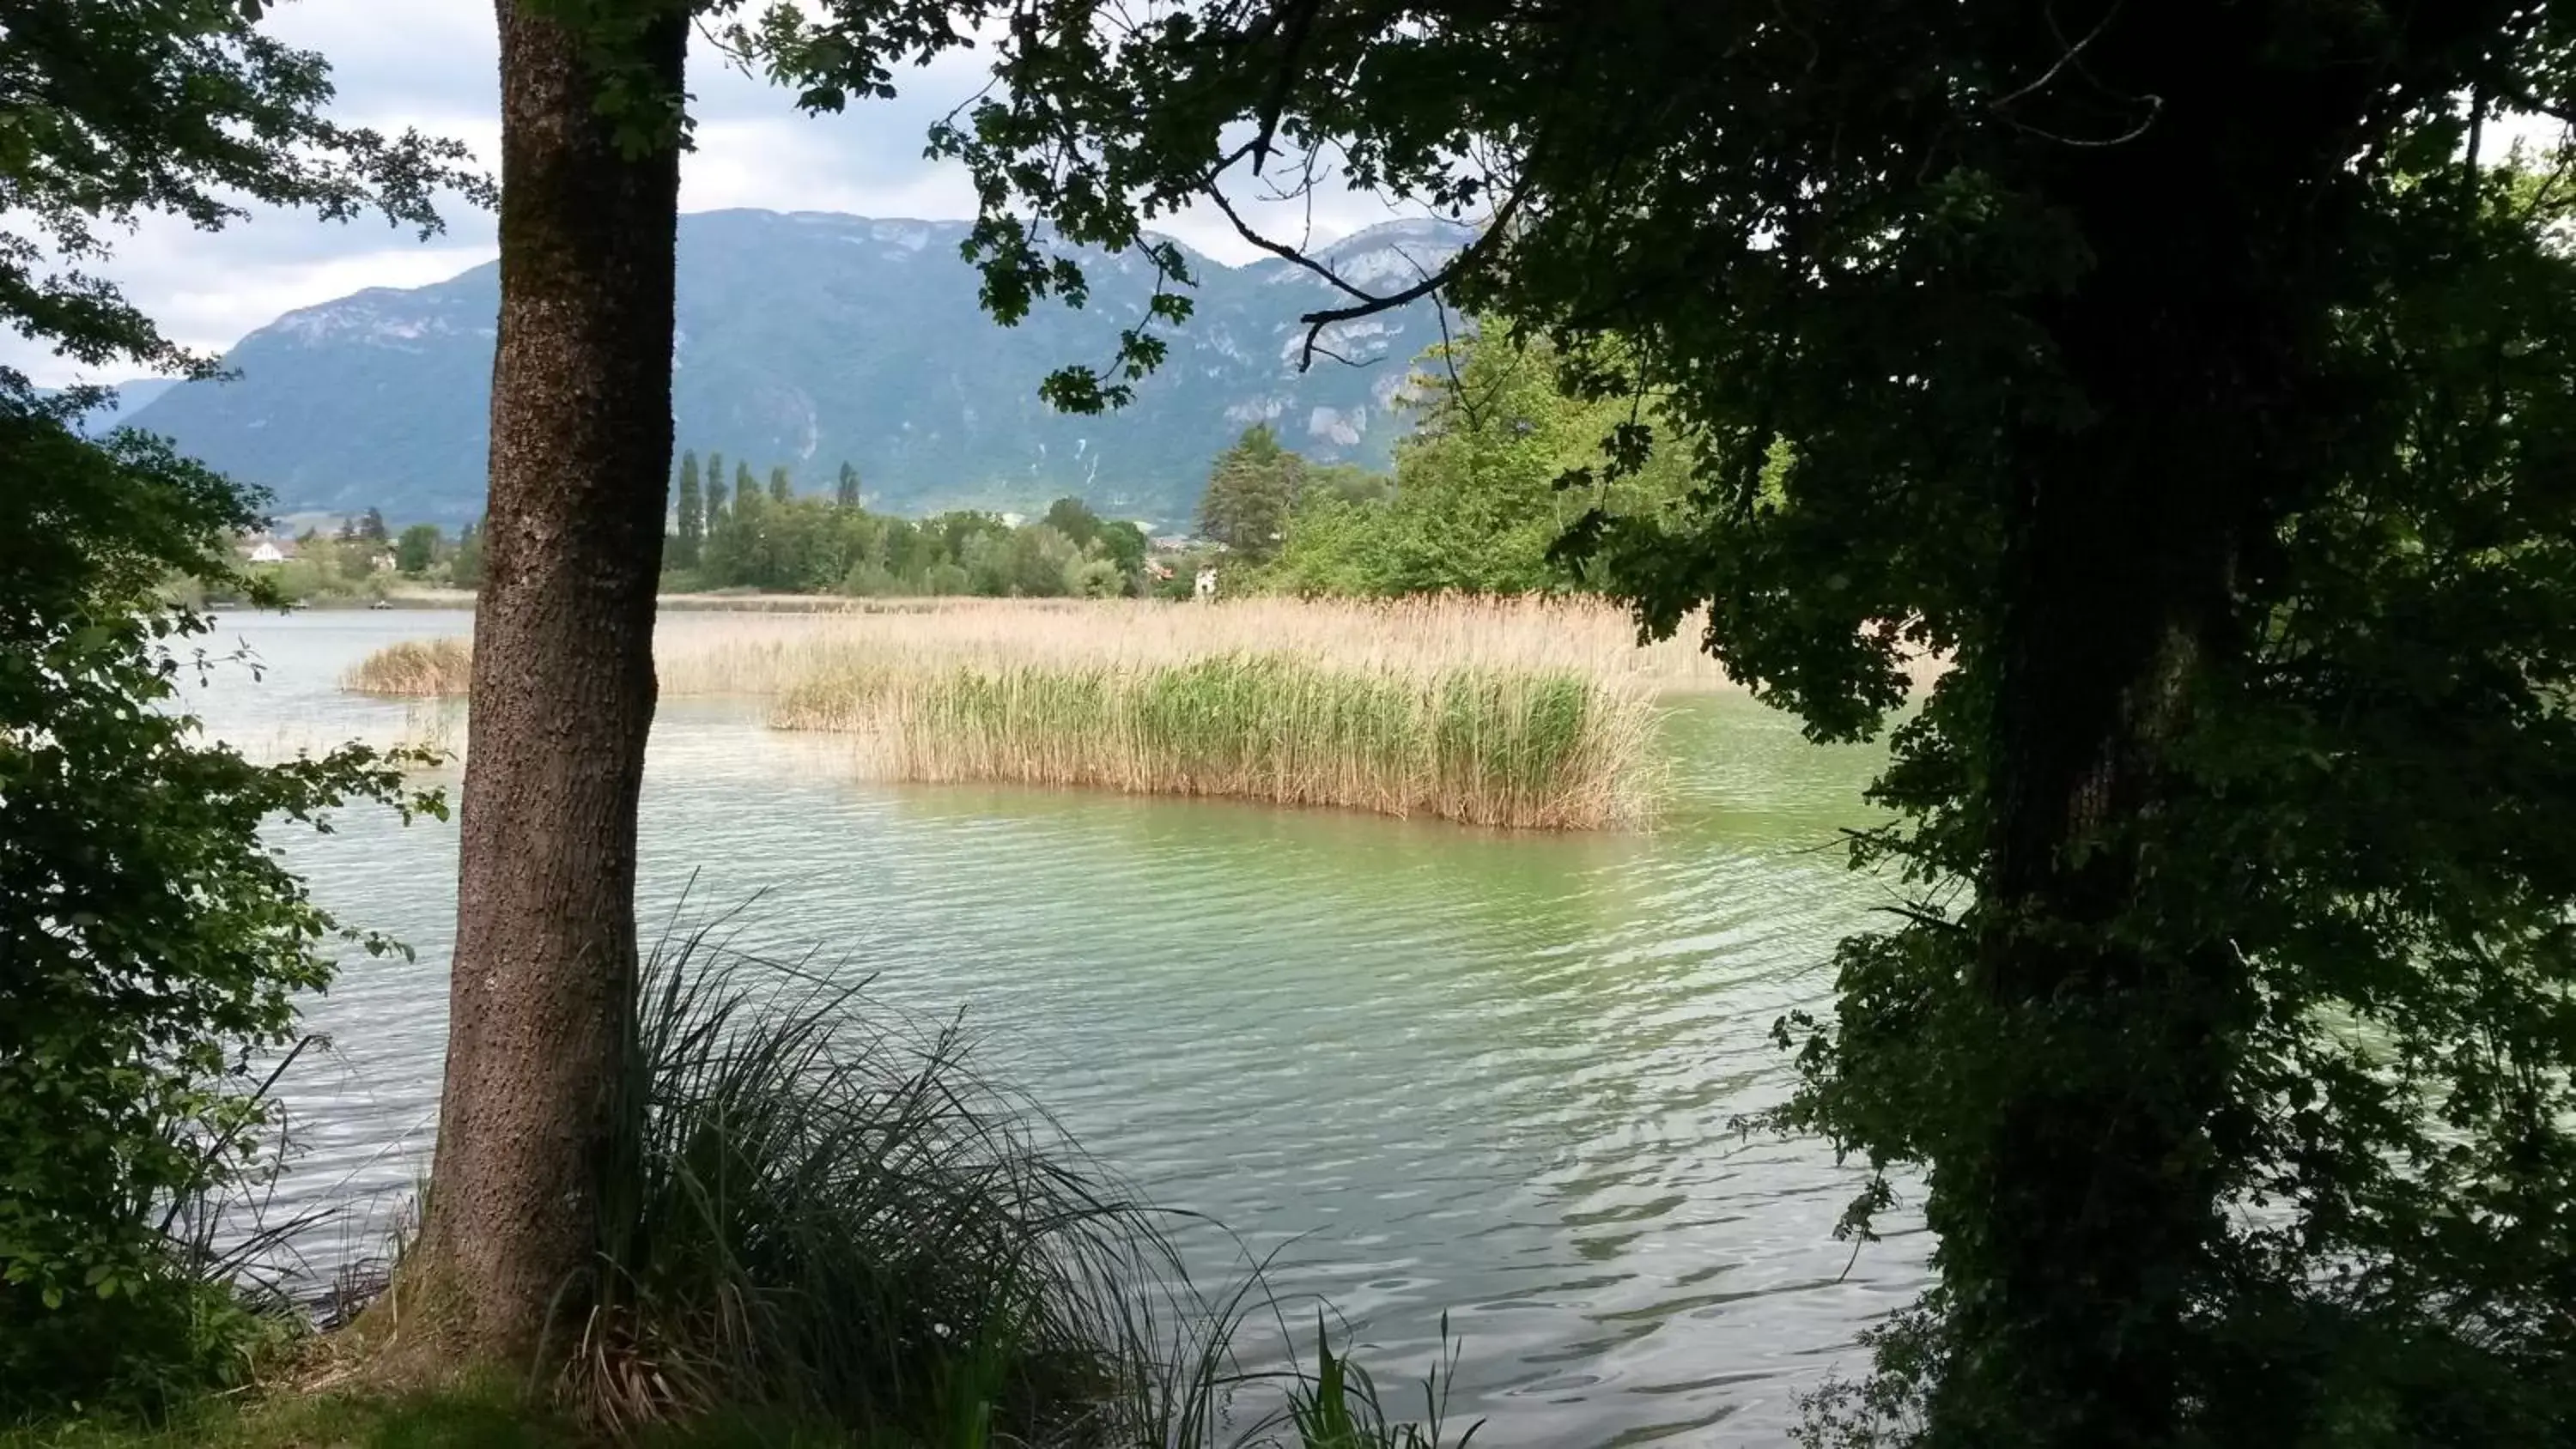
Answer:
1, 395, 440, 1414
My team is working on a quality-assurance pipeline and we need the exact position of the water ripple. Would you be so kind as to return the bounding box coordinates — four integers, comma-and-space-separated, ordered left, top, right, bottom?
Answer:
195, 612, 1931, 1447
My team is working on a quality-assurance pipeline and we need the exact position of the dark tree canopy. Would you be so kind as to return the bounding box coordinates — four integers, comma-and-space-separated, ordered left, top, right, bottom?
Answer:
674, 448, 704, 567
0, 0, 471, 1404
751, 1, 2576, 1443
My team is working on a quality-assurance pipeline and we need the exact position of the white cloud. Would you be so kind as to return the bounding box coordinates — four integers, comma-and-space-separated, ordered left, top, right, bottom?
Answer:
9, 0, 1413, 385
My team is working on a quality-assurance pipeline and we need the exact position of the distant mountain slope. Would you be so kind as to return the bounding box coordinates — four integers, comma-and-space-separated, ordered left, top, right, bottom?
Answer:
35, 378, 179, 437
125, 210, 1473, 525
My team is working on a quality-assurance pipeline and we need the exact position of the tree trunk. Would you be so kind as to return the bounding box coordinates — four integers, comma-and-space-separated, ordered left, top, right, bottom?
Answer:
408, 0, 683, 1363
1929, 5, 2381, 1441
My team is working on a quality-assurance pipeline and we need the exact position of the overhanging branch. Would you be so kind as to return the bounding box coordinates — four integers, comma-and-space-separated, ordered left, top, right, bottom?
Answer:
1264, 173, 1530, 372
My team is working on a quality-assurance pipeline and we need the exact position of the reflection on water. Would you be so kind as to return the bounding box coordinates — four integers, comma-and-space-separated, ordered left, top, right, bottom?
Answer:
192, 609, 1929, 1446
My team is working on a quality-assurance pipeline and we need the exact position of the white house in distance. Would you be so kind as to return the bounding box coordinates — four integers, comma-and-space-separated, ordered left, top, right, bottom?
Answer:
240, 533, 297, 565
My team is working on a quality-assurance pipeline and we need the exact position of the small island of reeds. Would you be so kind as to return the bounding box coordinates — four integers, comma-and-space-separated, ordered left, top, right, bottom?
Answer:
343, 635, 473, 695
345, 597, 1718, 828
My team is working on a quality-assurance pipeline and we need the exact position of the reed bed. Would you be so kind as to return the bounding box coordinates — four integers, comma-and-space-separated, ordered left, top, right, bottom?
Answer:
342, 636, 472, 696
340, 597, 1722, 827
774, 653, 1658, 829
343, 597, 1738, 700
650, 595, 1740, 696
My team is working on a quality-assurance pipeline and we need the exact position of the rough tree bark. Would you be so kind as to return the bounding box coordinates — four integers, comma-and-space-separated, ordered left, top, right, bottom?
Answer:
406, 0, 684, 1363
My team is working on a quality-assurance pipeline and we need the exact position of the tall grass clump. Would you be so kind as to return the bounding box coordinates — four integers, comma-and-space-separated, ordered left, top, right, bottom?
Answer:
569, 925, 1183, 1443
343, 637, 471, 696
555, 921, 1498, 1447
773, 653, 1656, 829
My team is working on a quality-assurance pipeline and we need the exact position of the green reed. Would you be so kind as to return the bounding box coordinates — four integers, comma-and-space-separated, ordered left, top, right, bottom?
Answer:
773, 652, 1656, 830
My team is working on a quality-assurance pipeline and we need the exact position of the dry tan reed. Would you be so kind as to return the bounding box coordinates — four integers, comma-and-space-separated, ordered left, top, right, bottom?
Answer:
345, 597, 1744, 700
339, 597, 1735, 827
650, 594, 1741, 697
343, 637, 473, 695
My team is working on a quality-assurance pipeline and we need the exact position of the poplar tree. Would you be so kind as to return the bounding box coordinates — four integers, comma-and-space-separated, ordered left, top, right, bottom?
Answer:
835, 460, 860, 509
672, 448, 702, 568
768, 464, 790, 502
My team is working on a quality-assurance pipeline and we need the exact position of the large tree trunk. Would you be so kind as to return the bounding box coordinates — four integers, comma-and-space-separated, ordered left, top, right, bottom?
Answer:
1929, 5, 2381, 1441
408, 0, 683, 1363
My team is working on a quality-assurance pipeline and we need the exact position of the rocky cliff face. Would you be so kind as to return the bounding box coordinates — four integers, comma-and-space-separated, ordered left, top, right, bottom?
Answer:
126, 209, 1473, 524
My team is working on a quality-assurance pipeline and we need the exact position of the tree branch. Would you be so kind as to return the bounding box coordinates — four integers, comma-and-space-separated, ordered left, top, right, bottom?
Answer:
1284, 174, 1533, 372
1247, 0, 1324, 171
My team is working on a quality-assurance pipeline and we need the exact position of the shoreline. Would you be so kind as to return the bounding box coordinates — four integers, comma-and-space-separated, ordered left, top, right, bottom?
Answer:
264, 589, 1010, 615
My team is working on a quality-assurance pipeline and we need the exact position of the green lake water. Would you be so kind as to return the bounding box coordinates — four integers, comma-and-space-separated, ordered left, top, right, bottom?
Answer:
189, 609, 1929, 1446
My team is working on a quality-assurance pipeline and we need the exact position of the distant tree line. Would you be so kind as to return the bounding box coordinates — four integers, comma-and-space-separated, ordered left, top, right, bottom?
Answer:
224, 514, 483, 604
260, 331, 1668, 609
661, 450, 1149, 598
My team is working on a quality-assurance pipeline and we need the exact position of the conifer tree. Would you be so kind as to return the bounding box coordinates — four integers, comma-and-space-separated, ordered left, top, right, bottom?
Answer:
673, 450, 702, 568
1197, 425, 1303, 561
835, 460, 860, 509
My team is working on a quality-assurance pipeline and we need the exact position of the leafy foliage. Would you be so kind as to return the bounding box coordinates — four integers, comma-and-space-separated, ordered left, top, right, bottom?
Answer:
1271, 327, 1690, 597
0, 389, 442, 1410
766, 0, 2576, 1442
0, 0, 483, 376
673, 458, 1147, 598
394, 523, 443, 576
0, 0, 470, 1410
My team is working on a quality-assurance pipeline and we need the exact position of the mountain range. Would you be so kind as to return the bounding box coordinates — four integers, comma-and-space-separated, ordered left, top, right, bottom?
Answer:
113, 209, 1474, 527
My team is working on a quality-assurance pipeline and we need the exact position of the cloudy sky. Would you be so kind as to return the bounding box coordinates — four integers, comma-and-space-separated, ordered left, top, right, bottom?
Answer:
20, 0, 1405, 386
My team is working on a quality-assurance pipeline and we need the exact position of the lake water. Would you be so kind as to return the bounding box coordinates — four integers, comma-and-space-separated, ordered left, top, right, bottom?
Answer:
187, 609, 1929, 1446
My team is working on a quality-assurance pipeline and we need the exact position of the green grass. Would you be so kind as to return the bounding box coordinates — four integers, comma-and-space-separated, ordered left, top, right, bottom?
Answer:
566, 923, 1176, 1443
772, 653, 1656, 829
3, 1346, 1481, 1449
